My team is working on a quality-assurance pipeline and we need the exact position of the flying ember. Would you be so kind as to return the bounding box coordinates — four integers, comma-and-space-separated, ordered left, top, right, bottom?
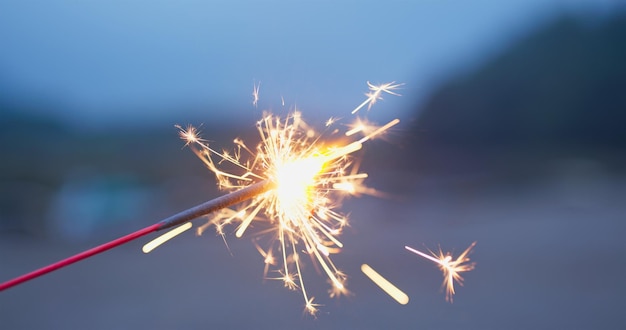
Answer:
405, 242, 476, 302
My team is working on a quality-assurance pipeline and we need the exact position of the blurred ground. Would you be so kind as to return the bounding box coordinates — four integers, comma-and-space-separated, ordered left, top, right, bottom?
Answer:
1, 170, 624, 329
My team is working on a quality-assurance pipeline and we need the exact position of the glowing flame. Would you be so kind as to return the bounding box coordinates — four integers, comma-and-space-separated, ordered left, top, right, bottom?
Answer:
274, 156, 324, 219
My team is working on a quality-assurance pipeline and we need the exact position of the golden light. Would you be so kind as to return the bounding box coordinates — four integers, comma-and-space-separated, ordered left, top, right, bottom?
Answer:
273, 156, 325, 218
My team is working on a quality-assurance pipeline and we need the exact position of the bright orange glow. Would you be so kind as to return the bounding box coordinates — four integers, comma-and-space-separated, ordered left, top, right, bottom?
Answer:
274, 156, 325, 220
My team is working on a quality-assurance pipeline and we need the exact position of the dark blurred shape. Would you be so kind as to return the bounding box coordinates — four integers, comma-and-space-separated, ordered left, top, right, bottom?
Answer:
408, 13, 626, 176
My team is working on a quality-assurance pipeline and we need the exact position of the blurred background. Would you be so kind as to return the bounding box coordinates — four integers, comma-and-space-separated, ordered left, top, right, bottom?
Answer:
1, 1, 625, 329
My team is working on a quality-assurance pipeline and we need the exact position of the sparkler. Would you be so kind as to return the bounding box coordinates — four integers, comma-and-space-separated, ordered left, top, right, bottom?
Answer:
0, 81, 402, 317
405, 242, 476, 302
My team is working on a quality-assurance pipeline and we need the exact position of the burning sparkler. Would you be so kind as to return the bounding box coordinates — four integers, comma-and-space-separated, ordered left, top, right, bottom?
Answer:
0, 81, 403, 317
0, 78, 479, 316
405, 242, 476, 302
163, 83, 401, 315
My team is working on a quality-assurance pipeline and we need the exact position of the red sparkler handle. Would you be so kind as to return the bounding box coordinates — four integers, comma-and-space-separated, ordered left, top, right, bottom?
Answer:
0, 223, 161, 291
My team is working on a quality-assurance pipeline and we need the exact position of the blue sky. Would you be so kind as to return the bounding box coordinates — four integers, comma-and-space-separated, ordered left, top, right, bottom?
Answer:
0, 1, 619, 127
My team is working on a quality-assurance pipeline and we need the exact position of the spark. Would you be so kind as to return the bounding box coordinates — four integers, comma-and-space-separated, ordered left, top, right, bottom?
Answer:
328, 271, 350, 299
345, 117, 398, 141
351, 81, 404, 114
361, 264, 409, 305
305, 297, 322, 317
142, 222, 193, 253
325, 116, 339, 127
252, 81, 261, 107
405, 242, 476, 302
179, 81, 401, 315
175, 124, 203, 147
